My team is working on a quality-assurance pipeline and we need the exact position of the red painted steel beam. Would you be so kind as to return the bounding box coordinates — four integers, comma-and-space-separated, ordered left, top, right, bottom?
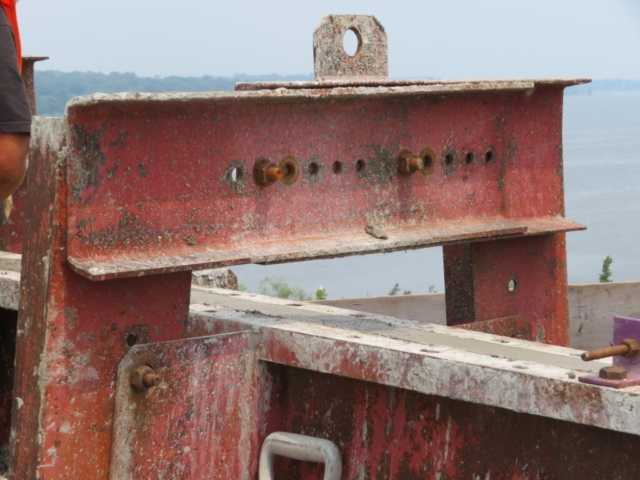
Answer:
10, 118, 192, 479
65, 83, 583, 281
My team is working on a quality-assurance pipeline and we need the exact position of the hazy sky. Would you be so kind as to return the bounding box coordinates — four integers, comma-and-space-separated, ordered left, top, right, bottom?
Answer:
19, 0, 640, 80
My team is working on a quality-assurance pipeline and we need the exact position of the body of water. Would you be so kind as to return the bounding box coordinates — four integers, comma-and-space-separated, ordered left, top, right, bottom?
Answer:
233, 91, 640, 299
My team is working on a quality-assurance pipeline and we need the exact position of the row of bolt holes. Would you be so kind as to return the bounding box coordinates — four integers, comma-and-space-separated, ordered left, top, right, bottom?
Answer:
230, 149, 496, 183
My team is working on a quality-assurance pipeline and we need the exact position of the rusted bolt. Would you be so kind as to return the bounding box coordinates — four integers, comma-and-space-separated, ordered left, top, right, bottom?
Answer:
581, 338, 640, 361
253, 159, 283, 186
621, 338, 640, 358
130, 365, 161, 391
397, 151, 424, 176
599, 366, 627, 380
266, 167, 283, 181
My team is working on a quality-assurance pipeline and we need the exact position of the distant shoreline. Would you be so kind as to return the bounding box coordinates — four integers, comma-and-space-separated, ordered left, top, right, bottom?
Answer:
34, 70, 640, 117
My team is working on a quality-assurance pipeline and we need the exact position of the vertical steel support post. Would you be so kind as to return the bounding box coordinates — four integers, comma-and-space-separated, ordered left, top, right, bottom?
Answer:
444, 234, 570, 345
10, 118, 192, 479
442, 81, 572, 346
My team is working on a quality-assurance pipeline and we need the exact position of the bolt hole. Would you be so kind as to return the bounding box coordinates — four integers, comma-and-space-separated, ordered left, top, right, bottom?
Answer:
485, 150, 494, 163
308, 162, 319, 176
507, 278, 517, 292
422, 154, 433, 168
445, 154, 454, 165
355, 159, 366, 172
332, 161, 343, 174
343, 28, 361, 57
126, 333, 139, 347
231, 167, 242, 182
282, 164, 292, 177
465, 152, 474, 165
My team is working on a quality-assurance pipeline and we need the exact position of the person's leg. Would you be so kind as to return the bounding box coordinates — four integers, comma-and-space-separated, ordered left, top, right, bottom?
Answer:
0, 4, 31, 202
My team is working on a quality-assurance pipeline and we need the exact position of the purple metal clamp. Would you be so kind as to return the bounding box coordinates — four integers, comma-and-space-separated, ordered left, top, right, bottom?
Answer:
579, 316, 640, 388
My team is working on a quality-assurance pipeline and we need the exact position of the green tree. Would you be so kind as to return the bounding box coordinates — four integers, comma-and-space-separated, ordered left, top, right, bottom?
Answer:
599, 256, 613, 283
388, 283, 411, 296
315, 286, 328, 301
258, 276, 312, 301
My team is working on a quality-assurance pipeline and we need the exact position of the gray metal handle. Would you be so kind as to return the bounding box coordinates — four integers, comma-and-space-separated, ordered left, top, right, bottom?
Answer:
258, 432, 342, 480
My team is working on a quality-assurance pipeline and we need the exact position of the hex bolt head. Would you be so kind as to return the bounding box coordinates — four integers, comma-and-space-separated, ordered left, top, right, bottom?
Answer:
254, 159, 282, 186
398, 152, 424, 176
131, 365, 161, 391
599, 366, 627, 380
621, 338, 640, 358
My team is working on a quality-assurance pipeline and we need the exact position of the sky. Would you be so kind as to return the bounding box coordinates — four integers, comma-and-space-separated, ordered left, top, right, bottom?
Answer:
19, 0, 640, 80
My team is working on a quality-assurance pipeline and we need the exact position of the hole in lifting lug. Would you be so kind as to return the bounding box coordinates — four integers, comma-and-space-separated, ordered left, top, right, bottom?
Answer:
343, 27, 362, 57
507, 278, 517, 292
231, 167, 242, 182
355, 159, 366, 172
332, 161, 343, 174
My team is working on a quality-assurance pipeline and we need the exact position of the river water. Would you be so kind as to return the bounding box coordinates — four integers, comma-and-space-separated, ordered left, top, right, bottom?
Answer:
233, 91, 640, 299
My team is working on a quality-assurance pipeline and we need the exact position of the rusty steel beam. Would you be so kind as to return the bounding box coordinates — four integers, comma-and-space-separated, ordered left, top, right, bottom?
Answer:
10, 118, 193, 479
108, 305, 640, 478
64, 84, 584, 282
8, 14, 591, 478
58, 17, 584, 348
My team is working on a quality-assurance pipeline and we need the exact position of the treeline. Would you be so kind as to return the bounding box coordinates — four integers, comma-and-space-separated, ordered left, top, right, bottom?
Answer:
34, 70, 312, 117
34, 70, 640, 116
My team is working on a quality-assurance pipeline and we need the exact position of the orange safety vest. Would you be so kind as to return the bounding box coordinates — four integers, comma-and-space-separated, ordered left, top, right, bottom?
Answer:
0, 0, 21, 72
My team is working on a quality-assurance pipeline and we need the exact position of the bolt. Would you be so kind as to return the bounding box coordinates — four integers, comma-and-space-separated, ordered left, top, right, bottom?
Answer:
254, 159, 282, 186
581, 338, 640, 361
599, 366, 627, 380
407, 156, 423, 172
130, 365, 161, 391
397, 151, 424, 176
266, 167, 283, 182
621, 338, 640, 358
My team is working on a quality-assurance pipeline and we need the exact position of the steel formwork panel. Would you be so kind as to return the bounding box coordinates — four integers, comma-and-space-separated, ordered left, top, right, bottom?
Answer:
9, 14, 596, 479
106, 301, 640, 478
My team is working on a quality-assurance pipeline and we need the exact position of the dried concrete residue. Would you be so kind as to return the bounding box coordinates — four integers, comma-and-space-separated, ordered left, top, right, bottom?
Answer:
365, 225, 388, 240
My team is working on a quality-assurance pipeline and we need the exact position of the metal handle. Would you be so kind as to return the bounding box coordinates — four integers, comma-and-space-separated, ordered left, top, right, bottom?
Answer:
258, 432, 342, 480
